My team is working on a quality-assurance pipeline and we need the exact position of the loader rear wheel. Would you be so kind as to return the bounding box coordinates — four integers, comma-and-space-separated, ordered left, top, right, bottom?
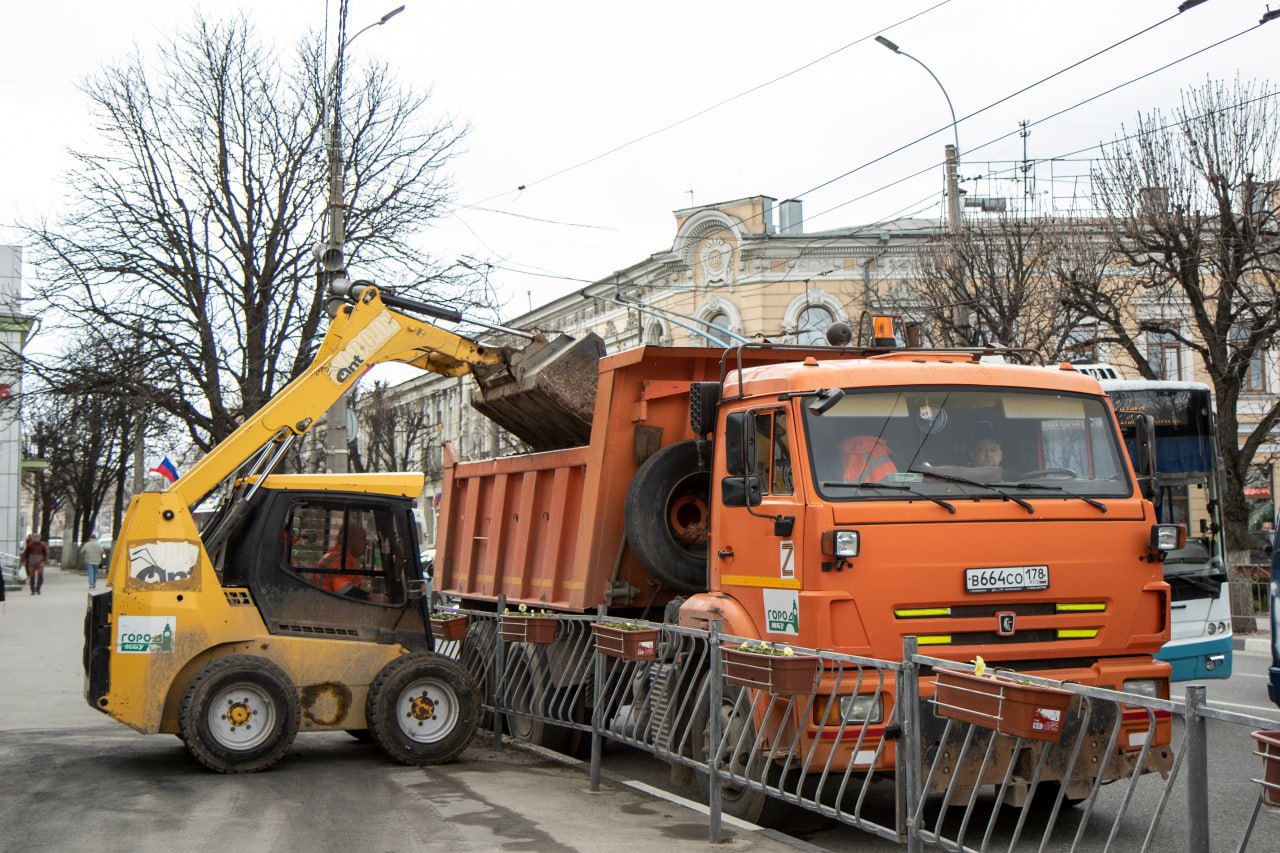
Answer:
367, 654, 479, 766
624, 439, 711, 592
179, 655, 300, 774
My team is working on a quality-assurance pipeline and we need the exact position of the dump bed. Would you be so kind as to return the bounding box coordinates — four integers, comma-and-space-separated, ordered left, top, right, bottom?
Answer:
437, 345, 815, 611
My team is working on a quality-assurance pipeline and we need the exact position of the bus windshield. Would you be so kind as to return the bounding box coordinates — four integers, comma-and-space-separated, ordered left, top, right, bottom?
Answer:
804, 387, 1131, 502
1108, 384, 1226, 584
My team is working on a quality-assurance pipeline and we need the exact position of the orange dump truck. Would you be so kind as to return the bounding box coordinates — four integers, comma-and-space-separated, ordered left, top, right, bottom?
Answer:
437, 340, 1178, 816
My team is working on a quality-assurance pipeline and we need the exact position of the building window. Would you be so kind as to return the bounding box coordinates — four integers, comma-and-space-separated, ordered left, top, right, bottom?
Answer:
1230, 325, 1266, 391
1065, 323, 1101, 363
644, 321, 664, 346
1146, 331, 1182, 380
796, 305, 835, 346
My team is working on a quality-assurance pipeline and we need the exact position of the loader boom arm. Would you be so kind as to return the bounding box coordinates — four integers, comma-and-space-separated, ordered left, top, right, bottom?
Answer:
169, 286, 505, 508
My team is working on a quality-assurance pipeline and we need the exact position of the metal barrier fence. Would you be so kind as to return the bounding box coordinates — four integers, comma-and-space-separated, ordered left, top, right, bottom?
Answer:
436, 604, 1280, 851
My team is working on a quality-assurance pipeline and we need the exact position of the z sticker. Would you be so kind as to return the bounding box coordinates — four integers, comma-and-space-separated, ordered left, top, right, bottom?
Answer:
779, 540, 795, 579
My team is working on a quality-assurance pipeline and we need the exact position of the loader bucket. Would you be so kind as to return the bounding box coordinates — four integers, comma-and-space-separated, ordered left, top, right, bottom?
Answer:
470, 333, 605, 451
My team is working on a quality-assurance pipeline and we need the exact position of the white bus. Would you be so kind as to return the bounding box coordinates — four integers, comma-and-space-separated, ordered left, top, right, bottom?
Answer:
1099, 378, 1232, 680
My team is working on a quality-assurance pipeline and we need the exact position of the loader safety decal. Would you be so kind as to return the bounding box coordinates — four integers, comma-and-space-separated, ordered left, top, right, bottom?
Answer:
763, 588, 800, 636
328, 311, 400, 384
117, 616, 176, 654
129, 541, 199, 584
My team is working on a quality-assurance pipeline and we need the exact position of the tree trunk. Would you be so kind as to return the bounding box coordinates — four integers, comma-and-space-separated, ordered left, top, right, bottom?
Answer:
1226, 549, 1261, 634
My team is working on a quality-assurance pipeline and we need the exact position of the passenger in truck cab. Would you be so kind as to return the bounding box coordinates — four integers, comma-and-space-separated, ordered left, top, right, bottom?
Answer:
837, 435, 897, 482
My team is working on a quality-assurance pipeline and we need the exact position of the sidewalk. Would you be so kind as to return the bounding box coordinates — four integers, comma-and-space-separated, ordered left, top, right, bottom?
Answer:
1, 565, 811, 852
1232, 616, 1272, 654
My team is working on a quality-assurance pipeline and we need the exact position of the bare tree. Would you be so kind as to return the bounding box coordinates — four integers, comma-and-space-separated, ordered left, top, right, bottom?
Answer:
910, 215, 1087, 358
348, 380, 439, 476
1066, 77, 1280, 545
15, 15, 471, 452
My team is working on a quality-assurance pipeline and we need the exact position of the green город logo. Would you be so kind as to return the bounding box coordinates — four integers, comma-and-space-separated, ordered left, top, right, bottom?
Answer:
762, 589, 799, 636
117, 616, 176, 654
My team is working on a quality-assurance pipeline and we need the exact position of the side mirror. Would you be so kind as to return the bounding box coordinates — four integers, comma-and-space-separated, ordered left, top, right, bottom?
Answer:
1133, 413, 1158, 499
722, 475, 764, 507
724, 412, 757, 478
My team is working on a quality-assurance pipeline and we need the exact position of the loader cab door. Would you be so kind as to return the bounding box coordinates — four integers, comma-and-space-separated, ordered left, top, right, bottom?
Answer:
227, 491, 428, 645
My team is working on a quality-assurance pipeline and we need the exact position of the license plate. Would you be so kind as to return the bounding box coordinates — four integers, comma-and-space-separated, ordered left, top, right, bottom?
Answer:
964, 565, 1049, 593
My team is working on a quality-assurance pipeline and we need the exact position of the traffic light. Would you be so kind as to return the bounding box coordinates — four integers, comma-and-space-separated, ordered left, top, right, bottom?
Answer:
315, 241, 347, 292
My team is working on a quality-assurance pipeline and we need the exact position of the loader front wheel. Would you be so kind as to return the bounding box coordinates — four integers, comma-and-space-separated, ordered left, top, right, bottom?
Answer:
179, 655, 300, 774
367, 654, 479, 766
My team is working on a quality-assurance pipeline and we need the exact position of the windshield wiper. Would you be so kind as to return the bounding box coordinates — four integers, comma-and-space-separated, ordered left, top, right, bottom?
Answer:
822, 481, 957, 514
909, 469, 1034, 514
998, 482, 1107, 513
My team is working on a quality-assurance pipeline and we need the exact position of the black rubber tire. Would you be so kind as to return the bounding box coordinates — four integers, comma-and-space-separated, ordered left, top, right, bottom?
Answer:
366, 654, 479, 766
691, 678, 795, 828
179, 655, 300, 774
624, 439, 712, 592
503, 644, 591, 758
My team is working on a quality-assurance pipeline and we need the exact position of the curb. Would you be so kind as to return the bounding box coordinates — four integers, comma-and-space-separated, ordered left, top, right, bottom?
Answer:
1232, 635, 1271, 654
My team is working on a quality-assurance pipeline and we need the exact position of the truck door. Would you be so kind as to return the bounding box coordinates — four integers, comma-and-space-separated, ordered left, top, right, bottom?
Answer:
716, 406, 804, 640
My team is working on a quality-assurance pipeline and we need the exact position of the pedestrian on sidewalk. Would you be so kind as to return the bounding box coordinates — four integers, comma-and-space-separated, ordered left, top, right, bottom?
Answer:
20, 534, 49, 596
81, 535, 104, 590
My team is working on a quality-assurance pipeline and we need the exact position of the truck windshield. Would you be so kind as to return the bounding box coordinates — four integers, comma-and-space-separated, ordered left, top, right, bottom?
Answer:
803, 387, 1131, 502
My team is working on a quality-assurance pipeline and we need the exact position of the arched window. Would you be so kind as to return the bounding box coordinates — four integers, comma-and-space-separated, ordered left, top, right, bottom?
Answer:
796, 305, 835, 346
644, 321, 665, 346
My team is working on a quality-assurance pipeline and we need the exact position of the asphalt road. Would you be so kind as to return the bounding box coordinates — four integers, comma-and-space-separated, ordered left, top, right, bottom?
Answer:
6, 566, 1279, 851
0, 569, 800, 853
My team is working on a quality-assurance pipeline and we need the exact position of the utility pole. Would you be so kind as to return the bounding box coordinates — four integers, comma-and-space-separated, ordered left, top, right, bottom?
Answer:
320, 4, 405, 474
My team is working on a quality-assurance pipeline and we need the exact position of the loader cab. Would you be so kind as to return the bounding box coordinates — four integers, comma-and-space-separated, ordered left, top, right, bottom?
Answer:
217, 474, 431, 649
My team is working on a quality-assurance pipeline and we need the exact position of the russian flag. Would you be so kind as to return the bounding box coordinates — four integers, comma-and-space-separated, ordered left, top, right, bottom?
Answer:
150, 456, 180, 484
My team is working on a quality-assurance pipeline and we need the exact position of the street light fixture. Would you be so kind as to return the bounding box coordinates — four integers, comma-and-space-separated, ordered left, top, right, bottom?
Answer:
876, 35, 962, 230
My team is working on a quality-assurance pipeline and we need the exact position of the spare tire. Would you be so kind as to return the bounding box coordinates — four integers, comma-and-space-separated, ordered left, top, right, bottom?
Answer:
624, 439, 711, 592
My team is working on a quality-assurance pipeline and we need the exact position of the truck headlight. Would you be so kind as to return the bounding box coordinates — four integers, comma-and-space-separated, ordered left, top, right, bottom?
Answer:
837, 693, 883, 724
1122, 678, 1161, 699
1149, 524, 1186, 552
821, 530, 860, 558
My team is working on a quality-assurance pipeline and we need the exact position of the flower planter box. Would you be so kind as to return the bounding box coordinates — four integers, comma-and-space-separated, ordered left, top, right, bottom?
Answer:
499, 615, 559, 644
1252, 730, 1280, 806
721, 645, 820, 696
591, 622, 660, 661
933, 668, 1074, 743
430, 615, 469, 643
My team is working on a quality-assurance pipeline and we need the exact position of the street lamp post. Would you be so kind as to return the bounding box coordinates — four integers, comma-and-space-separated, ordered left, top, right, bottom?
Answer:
875, 35, 962, 231
321, 4, 405, 475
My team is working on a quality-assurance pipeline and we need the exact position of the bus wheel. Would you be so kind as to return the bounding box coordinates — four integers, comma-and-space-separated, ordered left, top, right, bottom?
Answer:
624, 439, 711, 593
367, 654, 479, 765
179, 655, 300, 774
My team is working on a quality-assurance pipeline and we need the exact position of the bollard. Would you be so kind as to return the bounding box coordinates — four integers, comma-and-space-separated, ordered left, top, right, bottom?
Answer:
708, 619, 723, 844
589, 604, 605, 792
1185, 683, 1210, 853
901, 636, 923, 853
493, 594, 506, 749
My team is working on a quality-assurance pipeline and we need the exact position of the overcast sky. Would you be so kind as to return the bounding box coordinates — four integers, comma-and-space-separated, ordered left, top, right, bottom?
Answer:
1, 0, 1275, 320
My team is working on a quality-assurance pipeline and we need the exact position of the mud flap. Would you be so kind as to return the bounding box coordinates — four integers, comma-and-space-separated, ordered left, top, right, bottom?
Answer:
470, 333, 605, 451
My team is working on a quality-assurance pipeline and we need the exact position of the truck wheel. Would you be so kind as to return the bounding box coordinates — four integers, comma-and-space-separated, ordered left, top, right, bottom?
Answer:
692, 679, 794, 827
179, 655, 300, 774
367, 654, 479, 766
503, 645, 590, 758
624, 439, 711, 592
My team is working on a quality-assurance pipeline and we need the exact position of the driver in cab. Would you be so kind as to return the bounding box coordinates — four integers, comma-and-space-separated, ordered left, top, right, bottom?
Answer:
316, 521, 383, 601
